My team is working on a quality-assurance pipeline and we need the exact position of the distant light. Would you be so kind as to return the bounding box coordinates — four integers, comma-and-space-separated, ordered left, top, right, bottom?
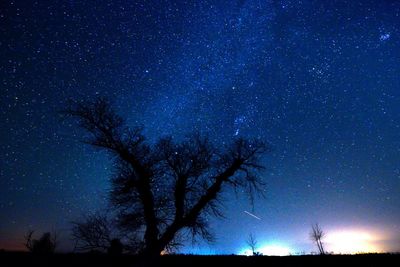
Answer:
240, 244, 291, 256
259, 245, 291, 256
325, 230, 381, 254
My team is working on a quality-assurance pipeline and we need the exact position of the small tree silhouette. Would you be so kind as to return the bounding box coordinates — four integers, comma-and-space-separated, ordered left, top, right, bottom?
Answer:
24, 230, 58, 254
246, 233, 260, 255
310, 223, 325, 255
24, 230, 34, 251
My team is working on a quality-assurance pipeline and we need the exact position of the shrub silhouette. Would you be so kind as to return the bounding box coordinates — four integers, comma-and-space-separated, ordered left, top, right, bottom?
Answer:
24, 231, 57, 254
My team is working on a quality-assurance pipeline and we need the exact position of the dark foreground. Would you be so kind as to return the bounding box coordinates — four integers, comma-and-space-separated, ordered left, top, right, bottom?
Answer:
1, 251, 399, 267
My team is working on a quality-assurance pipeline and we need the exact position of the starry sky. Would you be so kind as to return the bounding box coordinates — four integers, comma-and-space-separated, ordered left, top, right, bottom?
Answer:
1, 0, 400, 254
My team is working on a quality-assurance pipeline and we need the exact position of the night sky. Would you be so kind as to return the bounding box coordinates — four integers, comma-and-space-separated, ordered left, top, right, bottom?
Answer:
1, 0, 400, 254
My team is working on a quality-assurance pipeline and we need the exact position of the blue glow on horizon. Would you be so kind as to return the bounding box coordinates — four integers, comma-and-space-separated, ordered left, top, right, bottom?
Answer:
239, 241, 293, 256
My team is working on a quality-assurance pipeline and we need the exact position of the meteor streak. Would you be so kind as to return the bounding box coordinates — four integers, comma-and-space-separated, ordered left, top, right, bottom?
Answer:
244, 210, 261, 220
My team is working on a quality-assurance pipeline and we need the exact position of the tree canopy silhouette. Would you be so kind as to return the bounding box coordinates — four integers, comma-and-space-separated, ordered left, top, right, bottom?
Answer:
64, 97, 268, 256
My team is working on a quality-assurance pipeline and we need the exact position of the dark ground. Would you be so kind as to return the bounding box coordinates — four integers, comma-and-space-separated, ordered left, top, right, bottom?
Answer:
1, 251, 399, 267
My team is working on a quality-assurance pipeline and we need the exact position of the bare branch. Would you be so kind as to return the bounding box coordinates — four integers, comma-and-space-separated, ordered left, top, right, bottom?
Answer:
71, 214, 114, 252
24, 230, 34, 252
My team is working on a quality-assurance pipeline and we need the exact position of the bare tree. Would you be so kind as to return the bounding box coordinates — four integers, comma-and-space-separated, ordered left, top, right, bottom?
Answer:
51, 231, 59, 251
72, 213, 144, 254
24, 230, 34, 251
310, 223, 325, 255
71, 214, 116, 252
246, 233, 258, 255
63, 97, 268, 257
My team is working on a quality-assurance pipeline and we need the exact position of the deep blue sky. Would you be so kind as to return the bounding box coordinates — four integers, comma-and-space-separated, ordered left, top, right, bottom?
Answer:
1, 0, 399, 254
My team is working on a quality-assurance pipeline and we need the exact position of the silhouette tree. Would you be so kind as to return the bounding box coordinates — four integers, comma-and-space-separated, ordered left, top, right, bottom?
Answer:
24, 230, 34, 251
310, 223, 325, 255
246, 233, 258, 255
64, 97, 268, 257
71, 214, 118, 252
24, 230, 58, 254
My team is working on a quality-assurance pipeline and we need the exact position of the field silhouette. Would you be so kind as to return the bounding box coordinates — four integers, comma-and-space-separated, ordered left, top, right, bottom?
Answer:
1, 251, 399, 267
